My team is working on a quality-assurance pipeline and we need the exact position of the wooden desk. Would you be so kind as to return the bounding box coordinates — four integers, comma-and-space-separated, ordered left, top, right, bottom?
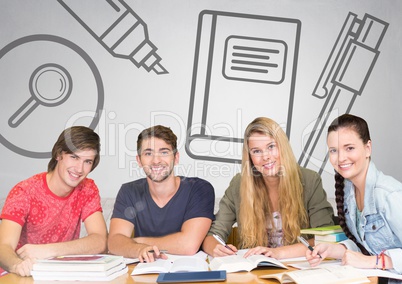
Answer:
0, 264, 378, 284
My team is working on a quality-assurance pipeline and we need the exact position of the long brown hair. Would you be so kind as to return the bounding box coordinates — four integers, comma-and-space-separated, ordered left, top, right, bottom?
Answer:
239, 117, 308, 248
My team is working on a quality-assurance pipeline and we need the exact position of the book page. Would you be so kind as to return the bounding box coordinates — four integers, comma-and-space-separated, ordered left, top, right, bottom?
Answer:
357, 268, 402, 281
164, 251, 208, 261
124, 257, 139, 265
289, 265, 369, 284
236, 249, 287, 269
209, 255, 255, 273
260, 272, 294, 284
170, 257, 209, 272
246, 254, 287, 269
131, 253, 209, 275
287, 259, 341, 270
279, 256, 308, 263
131, 259, 173, 275
261, 265, 369, 284
210, 249, 288, 273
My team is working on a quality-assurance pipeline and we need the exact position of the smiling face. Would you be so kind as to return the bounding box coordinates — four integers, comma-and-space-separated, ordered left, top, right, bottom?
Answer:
50, 149, 96, 196
327, 127, 371, 184
248, 132, 281, 178
137, 137, 178, 183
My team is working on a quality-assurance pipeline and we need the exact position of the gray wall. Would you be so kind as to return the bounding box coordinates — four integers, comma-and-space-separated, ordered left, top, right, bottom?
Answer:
1, 0, 401, 203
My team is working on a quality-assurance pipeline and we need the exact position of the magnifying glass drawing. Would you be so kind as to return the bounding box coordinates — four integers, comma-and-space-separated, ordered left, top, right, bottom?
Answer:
8, 63, 73, 128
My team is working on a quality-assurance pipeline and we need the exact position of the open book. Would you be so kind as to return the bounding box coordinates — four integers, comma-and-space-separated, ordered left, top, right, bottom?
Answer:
289, 259, 402, 281
131, 251, 209, 275
209, 249, 287, 273
260, 265, 369, 284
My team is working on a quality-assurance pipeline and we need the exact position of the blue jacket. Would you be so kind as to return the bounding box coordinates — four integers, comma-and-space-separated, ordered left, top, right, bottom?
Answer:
342, 161, 402, 274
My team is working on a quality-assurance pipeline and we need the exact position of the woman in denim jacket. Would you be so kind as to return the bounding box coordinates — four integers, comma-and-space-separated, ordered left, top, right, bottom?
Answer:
306, 114, 402, 274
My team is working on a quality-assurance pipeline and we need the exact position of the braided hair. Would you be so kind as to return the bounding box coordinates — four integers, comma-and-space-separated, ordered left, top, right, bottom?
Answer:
329, 114, 371, 255
334, 172, 369, 255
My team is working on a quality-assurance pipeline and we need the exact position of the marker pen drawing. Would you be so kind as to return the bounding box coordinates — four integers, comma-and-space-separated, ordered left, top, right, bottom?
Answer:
298, 12, 388, 173
58, 0, 167, 74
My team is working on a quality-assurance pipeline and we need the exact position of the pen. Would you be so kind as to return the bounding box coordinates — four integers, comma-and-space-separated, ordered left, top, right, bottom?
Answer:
298, 13, 388, 174
58, 0, 168, 74
297, 236, 322, 259
148, 249, 168, 254
213, 234, 236, 255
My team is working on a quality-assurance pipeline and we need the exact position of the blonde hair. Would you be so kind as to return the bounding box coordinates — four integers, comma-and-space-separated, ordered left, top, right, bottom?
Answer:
239, 117, 308, 248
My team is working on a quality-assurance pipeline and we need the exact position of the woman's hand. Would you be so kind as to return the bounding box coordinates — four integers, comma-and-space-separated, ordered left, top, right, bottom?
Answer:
306, 243, 346, 267
342, 250, 377, 269
243, 246, 283, 259
211, 243, 238, 257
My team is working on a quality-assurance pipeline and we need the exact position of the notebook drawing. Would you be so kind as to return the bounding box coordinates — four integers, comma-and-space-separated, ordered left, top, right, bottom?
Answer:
186, 10, 301, 163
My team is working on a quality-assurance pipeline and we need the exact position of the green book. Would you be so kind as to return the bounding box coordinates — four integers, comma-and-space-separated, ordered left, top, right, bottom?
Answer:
300, 225, 343, 235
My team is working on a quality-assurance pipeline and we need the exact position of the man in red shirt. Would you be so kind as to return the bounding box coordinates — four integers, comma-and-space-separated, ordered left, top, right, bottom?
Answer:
0, 126, 107, 277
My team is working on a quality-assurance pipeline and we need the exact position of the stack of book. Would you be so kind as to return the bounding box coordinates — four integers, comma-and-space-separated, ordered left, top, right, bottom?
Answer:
300, 225, 347, 245
31, 254, 128, 281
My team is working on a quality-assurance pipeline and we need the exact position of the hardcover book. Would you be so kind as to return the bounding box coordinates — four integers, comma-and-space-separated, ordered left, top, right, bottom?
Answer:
32, 254, 124, 272
315, 232, 347, 242
31, 254, 127, 281
300, 225, 343, 236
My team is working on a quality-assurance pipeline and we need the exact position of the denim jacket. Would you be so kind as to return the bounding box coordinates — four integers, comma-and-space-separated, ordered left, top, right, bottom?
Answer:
341, 161, 402, 274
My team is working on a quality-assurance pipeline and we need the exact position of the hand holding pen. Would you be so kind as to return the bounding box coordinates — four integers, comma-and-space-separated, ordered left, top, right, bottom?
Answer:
298, 236, 322, 259
139, 245, 168, 263
213, 234, 237, 255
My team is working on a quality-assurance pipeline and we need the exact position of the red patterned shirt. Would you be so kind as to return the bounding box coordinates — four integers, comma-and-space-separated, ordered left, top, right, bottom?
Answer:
0, 172, 102, 249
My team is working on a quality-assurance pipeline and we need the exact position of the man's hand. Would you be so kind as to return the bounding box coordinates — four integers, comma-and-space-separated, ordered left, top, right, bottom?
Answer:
16, 244, 51, 261
10, 258, 35, 277
138, 245, 168, 263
